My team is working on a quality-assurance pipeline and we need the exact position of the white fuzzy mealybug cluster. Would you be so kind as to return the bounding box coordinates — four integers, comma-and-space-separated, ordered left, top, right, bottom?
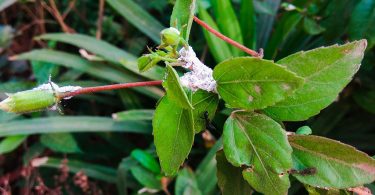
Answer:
178, 46, 217, 92
33, 82, 82, 100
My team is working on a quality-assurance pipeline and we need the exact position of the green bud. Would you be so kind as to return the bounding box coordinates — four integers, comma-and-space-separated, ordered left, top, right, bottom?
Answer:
0, 89, 58, 114
160, 27, 181, 46
296, 126, 312, 135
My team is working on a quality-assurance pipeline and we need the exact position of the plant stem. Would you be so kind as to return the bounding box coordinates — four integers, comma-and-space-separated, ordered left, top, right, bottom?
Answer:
59, 80, 163, 99
193, 16, 263, 58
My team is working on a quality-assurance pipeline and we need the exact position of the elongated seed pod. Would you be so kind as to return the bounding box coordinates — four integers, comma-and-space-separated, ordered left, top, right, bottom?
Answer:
0, 89, 58, 113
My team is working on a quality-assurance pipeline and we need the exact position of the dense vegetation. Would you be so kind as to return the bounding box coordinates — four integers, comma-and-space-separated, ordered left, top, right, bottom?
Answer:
0, 0, 374, 194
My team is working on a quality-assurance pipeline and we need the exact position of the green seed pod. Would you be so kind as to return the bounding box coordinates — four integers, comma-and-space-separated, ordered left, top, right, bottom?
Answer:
0, 89, 58, 113
160, 27, 181, 46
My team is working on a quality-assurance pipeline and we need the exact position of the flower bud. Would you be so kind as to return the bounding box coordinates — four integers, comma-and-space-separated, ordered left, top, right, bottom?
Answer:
0, 89, 58, 113
160, 27, 181, 46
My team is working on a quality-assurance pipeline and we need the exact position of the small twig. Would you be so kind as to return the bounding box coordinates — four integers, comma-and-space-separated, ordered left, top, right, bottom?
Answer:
96, 0, 105, 39
62, 0, 77, 19
193, 16, 263, 58
43, 0, 75, 33
59, 80, 163, 99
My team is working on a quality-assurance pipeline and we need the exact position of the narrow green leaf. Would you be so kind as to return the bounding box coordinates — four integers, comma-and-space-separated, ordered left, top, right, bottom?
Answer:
0, 116, 151, 137
211, 0, 243, 56
0, 135, 27, 155
117, 157, 138, 195
265, 11, 303, 59
13, 49, 164, 99
196, 138, 222, 195
106, 0, 164, 43
175, 168, 202, 195
113, 109, 154, 121
131, 149, 161, 174
348, 0, 375, 49
170, 0, 196, 41
223, 111, 292, 194
153, 96, 194, 176
303, 17, 326, 35
216, 150, 253, 195
37, 33, 164, 80
257, 0, 281, 48
289, 135, 375, 188
42, 157, 117, 183
137, 53, 163, 73
197, 3, 232, 62
130, 165, 162, 190
240, 0, 257, 49
31, 61, 59, 84
163, 64, 193, 109
40, 133, 81, 153
188, 90, 219, 133
213, 57, 304, 110
265, 40, 367, 121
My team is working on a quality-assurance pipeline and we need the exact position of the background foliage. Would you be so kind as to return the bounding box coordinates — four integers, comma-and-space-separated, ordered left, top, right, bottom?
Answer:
0, 0, 374, 194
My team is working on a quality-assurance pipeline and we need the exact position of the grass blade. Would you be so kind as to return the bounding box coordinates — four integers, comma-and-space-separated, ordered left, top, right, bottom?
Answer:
211, 0, 243, 56
0, 116, 152, 137
106, 0, 164, 43
197, 3, 232, 63
37, 33, 164, 80
240, 0, 257, 49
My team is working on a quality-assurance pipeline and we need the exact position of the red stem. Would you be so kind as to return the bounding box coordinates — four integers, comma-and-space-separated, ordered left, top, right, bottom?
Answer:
193, 16, 263, 58
60, 80, 162, 98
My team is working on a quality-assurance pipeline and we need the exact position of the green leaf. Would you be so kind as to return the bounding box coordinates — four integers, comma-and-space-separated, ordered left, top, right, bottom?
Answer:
348, 0, 375, 49
117, 157, 138, 195
37, 33, 164, 80
216, 150, 253, 195
264, 40, 367, 121
13, 49, 164, 99
213, 57, 304, 110
31, 61, 59, 84
131, 149, 161, 174
175, 168, 202, 195
40, 133, 81, 153
197, 3, 232, 63
113, 109, 154, 121
137, 52, 164, 73
153, 96, 194, 176
296, 126, 312, 135
106, 0, 164, 43
0, 116, 151, 137
265, 11, 303, 59
170, 0, 196, 41
0, 135, 27, 155
130, 165, 162, 190
223, 111, 292, 195
303, 17, 326, 35
188, 90, 219, 133
42, 157, 117, 183
289, 135, 375, 188
163, 64, 193, 109
240, 0, 257, 49
211, 0, 243, 56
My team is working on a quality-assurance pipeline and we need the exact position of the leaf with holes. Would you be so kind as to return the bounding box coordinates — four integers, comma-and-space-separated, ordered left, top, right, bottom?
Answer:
153, 95, 194, 176
223, 111, 292, 194
289, 135, 375, 188
265, 40, 367, 121
213, 57, 304, 110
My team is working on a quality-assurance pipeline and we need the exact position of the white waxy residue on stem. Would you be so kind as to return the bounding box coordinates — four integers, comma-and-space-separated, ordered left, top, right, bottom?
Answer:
178, 46, 216, 93
33, 82, 82, 100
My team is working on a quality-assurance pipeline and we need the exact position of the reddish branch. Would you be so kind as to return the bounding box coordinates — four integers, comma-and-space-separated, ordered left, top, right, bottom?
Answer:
193, 16, 263, 58
60, 80, 163, 98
